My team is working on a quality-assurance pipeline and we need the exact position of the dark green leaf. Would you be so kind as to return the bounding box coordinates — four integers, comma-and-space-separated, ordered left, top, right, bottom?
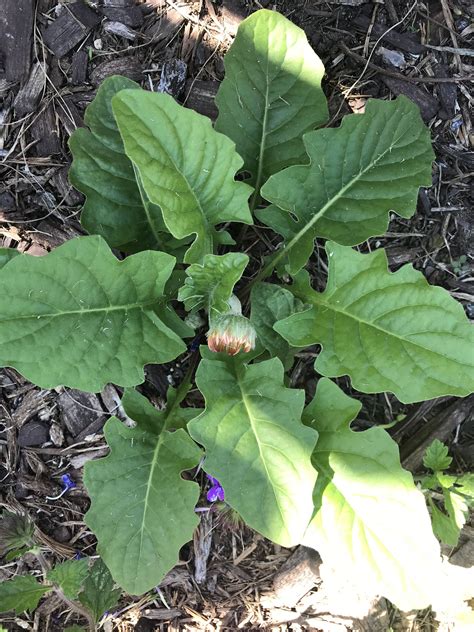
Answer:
47, 559, 89, 599
0, 576, 51, 613
78, 558, 121, 623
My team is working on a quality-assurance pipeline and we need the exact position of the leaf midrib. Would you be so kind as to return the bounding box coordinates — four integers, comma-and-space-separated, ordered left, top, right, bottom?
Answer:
261, 121, 410, 277
312, 292, 472, 369
0, 298, 159, 322
239, 387, 286, 530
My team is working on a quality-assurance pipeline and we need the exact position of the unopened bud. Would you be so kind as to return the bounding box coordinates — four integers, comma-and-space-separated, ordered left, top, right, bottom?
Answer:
207, 313, 256, 356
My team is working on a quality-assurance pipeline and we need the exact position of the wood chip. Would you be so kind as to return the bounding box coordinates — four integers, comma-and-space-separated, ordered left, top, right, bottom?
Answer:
43, 1, 101, 58
184, 79, 219, 120
99, 0, 144, 27
57, 389, 105, 439
90, 57, 142, 86
380, 76, 439, 121
31, 104, 61, 156
271, 546, 322, 608
70, 50, 89, 86
353, 15, 425, 55
13, 62, 45, 115
103, 21, 138, 41
0, 0, 34, 83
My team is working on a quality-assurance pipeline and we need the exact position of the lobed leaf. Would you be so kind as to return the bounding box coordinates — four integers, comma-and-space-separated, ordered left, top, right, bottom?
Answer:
78, 558, 121, 623
259, 97, 434, 272
112, 90, 253, 263
47, 559, 89, 599
189, 356, 318, 546
275, 242, 474, 403
303, 378, 443, 610
84, 389, 202, 594
0, 235, 186, 391
0, 576, 51, 613
250, 282, 303, 366
69, 76, 167, 252
423, 439, 453, 472
215, 9, 327, 196
178, 252, 248, 315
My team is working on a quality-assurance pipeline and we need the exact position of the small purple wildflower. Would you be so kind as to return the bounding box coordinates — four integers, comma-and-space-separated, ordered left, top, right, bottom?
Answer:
206, 474, 225, 502
61, 474, 76, 491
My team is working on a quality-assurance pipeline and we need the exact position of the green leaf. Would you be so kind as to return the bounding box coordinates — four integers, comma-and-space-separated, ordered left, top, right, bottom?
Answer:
275, 243, 474, 403
0, 576, 51, 613
215, 9, 327, 196
250, 282, 303, 367
429, 499, 461, 547
0, 235, 186, 391
47, 559, 89, 599
188, 356, 318, 546
303, 378, 442, 610
64, 626, 87, 632
69, 76, 168, 252
84, 390, 202, 594
178, 253, 248, 315
0, 248, 20, 269
423, 439, 453, 472
259, 97, 434, 273
78, 558, 121, 623
112, 90, 253, 263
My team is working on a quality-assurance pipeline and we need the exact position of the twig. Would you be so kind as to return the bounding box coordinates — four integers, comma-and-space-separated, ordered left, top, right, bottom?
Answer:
339, 42, 473, 83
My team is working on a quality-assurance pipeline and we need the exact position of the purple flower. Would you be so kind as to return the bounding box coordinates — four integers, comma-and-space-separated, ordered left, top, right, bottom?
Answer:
206, 474, 225, 502
61, 474, 76, 491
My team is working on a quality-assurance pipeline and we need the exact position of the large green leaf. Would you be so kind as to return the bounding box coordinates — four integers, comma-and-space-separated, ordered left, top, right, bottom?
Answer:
84, 389, 202, 594
112, 90, 253, 263
178, 253, 248, 316
188, 356, 318, 546
0, 576, 51, 613
0, 248, 20, 269
0, 235, 185, 391
303, 378, 442, 610
250, 282, 303, 366
259, 96, 434, 272
69, 76, 167, 252
78, 558, 121, 623
47, 559, 89, 599
215, 9, 327, 197
275, 242, 474, 403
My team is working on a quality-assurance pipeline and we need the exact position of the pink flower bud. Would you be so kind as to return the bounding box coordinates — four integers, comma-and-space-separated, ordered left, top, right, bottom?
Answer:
207, 314, 256, 356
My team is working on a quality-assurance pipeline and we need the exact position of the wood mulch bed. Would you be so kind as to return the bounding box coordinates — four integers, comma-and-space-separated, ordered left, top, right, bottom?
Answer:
1, 1, 473, 630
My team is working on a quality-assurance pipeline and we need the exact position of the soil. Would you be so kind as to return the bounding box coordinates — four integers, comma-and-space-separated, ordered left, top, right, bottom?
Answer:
1, 1, 473, 631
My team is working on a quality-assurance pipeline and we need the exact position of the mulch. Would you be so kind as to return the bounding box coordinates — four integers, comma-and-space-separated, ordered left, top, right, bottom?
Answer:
0, 0, 473, 630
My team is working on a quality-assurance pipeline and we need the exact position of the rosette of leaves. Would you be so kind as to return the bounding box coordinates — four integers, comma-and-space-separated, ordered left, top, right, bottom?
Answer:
0, 7, 473, 616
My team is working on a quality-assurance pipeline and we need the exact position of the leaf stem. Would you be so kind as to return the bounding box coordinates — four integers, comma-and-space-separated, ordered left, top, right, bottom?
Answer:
34, 549, 96, 632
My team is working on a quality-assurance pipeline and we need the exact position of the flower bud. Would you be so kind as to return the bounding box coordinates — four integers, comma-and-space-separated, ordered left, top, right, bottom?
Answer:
207, 313, 256, 356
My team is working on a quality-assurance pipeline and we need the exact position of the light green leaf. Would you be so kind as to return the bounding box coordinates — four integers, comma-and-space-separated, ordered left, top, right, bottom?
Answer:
429, 499, 461, 547
178, 253, 248, 315
78, 558, 121, 623
275, 242, 474, 403
0, 576, 51, 613
84, 390, 202, 594
64, 626, 87, 632
215, 9, 327, 197
259, 96, 434, 273
250, 282, 303, 366
457, 473, 474, 506
423, 439, 453, 472
69, 76, 167, 252
47, 559, 89, 599
188, 356, 318, 546
0, 248, 20, 269
0, 235, 186, 391
303, 378, 442, 610
112, 90, 253, 263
